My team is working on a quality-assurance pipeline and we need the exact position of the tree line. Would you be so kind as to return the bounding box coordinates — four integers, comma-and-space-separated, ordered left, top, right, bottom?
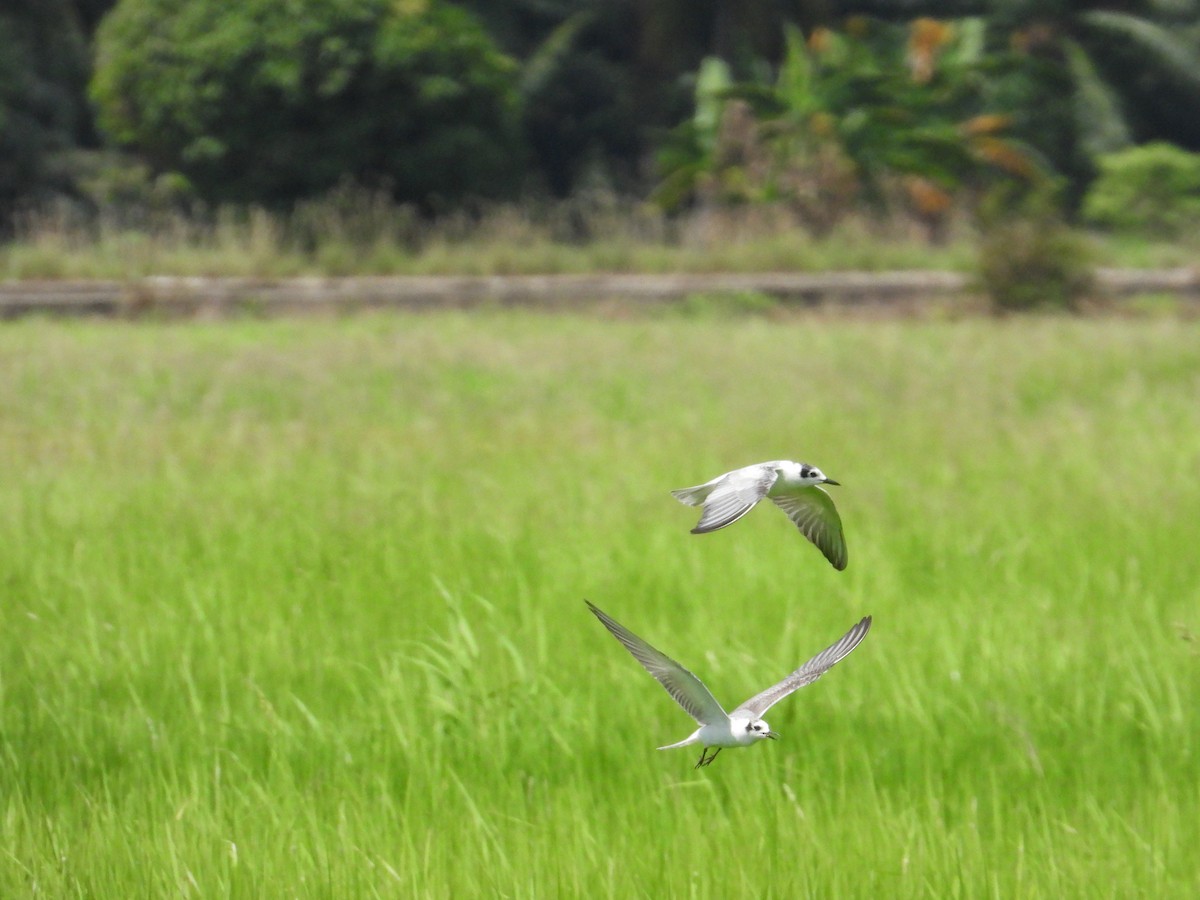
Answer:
3, 0, 1200, 235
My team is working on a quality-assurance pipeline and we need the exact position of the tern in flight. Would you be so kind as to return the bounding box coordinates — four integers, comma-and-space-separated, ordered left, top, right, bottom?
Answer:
586, 601, 871, 767
672, 460, 848, 570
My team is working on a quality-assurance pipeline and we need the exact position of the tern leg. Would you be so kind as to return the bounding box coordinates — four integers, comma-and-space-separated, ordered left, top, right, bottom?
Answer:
694, 747, 721, 768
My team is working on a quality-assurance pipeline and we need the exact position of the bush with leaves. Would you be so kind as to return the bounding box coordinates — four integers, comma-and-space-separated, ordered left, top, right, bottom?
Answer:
1082, 142, 1200, 237
976, 186, 1094, 313
91, 0, 525, 208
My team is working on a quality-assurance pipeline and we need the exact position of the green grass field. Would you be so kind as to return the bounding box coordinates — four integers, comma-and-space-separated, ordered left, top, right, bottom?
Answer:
1, 313, 1198, 897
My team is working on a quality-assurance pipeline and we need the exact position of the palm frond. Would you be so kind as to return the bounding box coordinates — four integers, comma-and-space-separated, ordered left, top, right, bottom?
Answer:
518, 10, 595, 97
1063, 38, 1131, 158
1081, 10, 1200, 93
1137, 0, 1200, 22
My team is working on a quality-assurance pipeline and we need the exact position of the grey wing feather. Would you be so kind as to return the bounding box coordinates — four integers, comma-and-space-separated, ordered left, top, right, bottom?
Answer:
769, 484, 848, 569
586, 601, 727, 726
733, 616, 872, 718
687, 467, 778, 534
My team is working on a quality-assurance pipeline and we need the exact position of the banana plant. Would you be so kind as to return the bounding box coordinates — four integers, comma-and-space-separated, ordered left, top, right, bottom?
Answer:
655, 18, 1040, 234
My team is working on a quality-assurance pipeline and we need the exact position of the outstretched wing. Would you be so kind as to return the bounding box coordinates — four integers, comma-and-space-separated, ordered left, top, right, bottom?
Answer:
681, 465, 779, 534
586, 601, 727, 726
769, 485, 847, 570
733, 616, 871, 718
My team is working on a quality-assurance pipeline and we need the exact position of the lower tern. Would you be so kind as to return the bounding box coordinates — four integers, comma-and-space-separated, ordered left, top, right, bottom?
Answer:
672, 460, 848, 570
586, 601, 871, 767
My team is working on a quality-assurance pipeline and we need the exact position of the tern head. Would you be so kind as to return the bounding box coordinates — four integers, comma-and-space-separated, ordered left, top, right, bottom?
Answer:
745, 719, 779, 742
799, 464, 839, 487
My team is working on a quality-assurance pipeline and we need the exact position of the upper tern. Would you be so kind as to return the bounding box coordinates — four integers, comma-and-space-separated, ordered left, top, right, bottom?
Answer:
672, 460, 847, 570
586, 600, 871, 767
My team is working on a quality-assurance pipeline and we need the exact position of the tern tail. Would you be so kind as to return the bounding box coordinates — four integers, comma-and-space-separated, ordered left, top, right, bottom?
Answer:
670, 483, 715, 507
657, 730, 703, 751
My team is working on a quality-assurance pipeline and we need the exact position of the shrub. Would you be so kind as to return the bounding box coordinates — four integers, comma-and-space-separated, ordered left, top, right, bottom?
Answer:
1082, 142, 1200, 237
91, 0, 525, 208
976, 187, 1093, 313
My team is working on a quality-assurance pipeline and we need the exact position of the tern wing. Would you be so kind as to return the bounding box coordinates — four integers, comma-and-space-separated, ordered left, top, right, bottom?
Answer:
732, 616, 871, 718
678, 465, 779, 534
769, 484, 848, 570
586, 601, 727, 726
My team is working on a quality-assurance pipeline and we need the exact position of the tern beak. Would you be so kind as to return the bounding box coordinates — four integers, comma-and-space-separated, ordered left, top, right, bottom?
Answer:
822, 478, 840, 486
765, 732, 779, 740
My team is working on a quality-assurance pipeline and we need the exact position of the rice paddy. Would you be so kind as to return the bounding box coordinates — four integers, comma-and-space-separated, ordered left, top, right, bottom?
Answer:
1, 311, 1197, 897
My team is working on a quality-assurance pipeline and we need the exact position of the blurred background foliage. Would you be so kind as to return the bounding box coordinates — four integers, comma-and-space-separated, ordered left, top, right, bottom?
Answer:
90, 0, 525, 209
3, 0, 1200, 240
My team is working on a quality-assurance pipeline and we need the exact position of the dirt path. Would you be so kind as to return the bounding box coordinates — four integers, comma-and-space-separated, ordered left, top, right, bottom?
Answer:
1, 268, 1196, 318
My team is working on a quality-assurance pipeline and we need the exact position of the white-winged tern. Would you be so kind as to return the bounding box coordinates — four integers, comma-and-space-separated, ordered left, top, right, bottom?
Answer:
587, 601, 871, 767
672, 460, 847, 570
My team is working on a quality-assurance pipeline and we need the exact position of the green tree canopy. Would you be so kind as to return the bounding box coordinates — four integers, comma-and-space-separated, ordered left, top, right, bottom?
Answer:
0, 0, 92, 227
91, 0, 526, 208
